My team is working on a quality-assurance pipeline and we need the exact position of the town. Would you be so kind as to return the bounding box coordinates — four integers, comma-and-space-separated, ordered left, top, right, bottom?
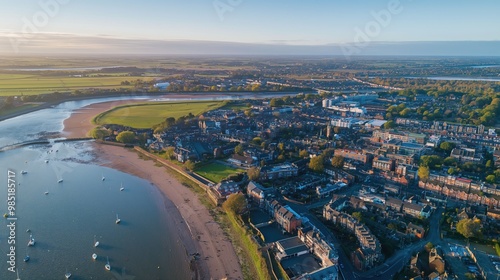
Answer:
95, 87, 500, 280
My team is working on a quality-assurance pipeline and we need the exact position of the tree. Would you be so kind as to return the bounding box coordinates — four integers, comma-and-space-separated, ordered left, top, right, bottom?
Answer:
309, 156, 324, 173
223, 193, 247, 215
269, 98, 284, 107
116, 131, 136, 144
251, 137, 262, 145
165, 117, 176, 127
486, 175, 496, 184
456, 218, 481, 239
383, 120, 396, 129
424, 242, 434, 252
89, 127, 110, 140
420, 155, 444, 169
448, 167, 457, 175
278, 143, 285, 152
247, 167, 260, 181
439, 141, 456, 153
331, 155, 345, 169
485, 160, 493, 169
443, 157, 457, 166
352, 212, 363, 222
165, 146, 175, 159
299, 149, 309, 158
234, 144, 244, 156
418, 166, 430, 180
184, 160, 196, 171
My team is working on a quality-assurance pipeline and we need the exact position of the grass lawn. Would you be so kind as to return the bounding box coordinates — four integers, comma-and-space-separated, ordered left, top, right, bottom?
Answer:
93, 101, 223, 128
0, 103, 41, 117
195, 162, 244, 183
0, 73, 150, 96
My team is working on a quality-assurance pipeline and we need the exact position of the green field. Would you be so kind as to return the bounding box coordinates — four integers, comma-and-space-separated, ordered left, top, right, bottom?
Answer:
195, 163, 244, 184
93, 101, 223, 128
0, 73, 151, 96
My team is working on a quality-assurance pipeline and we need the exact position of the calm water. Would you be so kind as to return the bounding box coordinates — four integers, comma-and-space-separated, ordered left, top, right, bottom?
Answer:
0, 96, 197, 279
0, 92, 304, 279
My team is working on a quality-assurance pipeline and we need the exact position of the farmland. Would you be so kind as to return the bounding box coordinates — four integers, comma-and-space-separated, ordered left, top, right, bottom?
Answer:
0, 73, 151, 96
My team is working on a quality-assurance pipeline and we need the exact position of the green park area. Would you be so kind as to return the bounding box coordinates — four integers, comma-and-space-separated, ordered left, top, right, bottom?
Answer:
195, 162, 244, 184
93, 101, 223, 129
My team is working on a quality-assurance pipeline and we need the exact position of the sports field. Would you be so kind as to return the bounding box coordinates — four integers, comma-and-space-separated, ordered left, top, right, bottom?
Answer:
195, 163, 244, 184
93, 101, 223, 128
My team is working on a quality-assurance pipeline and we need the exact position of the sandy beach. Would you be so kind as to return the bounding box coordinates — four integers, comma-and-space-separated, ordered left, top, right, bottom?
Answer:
63, 100, 243, 280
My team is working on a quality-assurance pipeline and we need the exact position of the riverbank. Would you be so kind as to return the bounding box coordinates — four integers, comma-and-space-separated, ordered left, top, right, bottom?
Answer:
63, 100, 243, 279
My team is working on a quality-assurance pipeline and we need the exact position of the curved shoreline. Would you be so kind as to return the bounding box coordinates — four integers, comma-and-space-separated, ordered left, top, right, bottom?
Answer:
64, 101, 244, 280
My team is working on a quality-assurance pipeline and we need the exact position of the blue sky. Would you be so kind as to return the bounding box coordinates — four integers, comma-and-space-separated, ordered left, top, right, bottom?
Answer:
1, 0, 499, 54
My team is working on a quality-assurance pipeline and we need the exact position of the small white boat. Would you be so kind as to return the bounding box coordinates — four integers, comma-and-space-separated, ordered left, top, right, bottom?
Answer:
58, 179, 63, 183
21, 170, 27, 174
115, 214, 121, 224
27, 234, 35, 246
105, 257, 111, 271
101, 175, 105, 181
45, 160, 49, 163
65, 272, 71, 279
92, 253, 97, 260
94, 235, 99, 248
44, 191, 49, 195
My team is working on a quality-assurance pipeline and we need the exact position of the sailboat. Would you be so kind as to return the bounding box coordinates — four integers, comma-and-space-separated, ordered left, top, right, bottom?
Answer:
27, 234, 35, 246
92, 253, 98, 260
115, 214, 121, 224
105, 257, 111, 271
120, 183, 124, 191
65, 271, 72, 279
58, 178, 63, 183
16, 269, 20, 280
24, 247, 30, 262
94, 235, 100, 247
101, 174, 105, 181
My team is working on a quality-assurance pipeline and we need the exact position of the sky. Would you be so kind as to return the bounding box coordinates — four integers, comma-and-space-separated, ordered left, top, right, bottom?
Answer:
1, 0, 499, 55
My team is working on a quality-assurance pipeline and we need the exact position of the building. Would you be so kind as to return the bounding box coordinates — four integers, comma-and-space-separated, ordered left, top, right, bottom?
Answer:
406, 223, 425, 239
450, 147, 483, 163
247, 181, 268, 207
331, 117, 359, 129
298, 228, 339, 266
267, 200, 302, 234
228, 154, 257, 168
260, 163, 298, 180
335, 149, 373, 164
323, 209, 383, 270
213, 180, 240, 198
372, 156, 395, 172
275, 236, 309, 261
372, 130, 426, 144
